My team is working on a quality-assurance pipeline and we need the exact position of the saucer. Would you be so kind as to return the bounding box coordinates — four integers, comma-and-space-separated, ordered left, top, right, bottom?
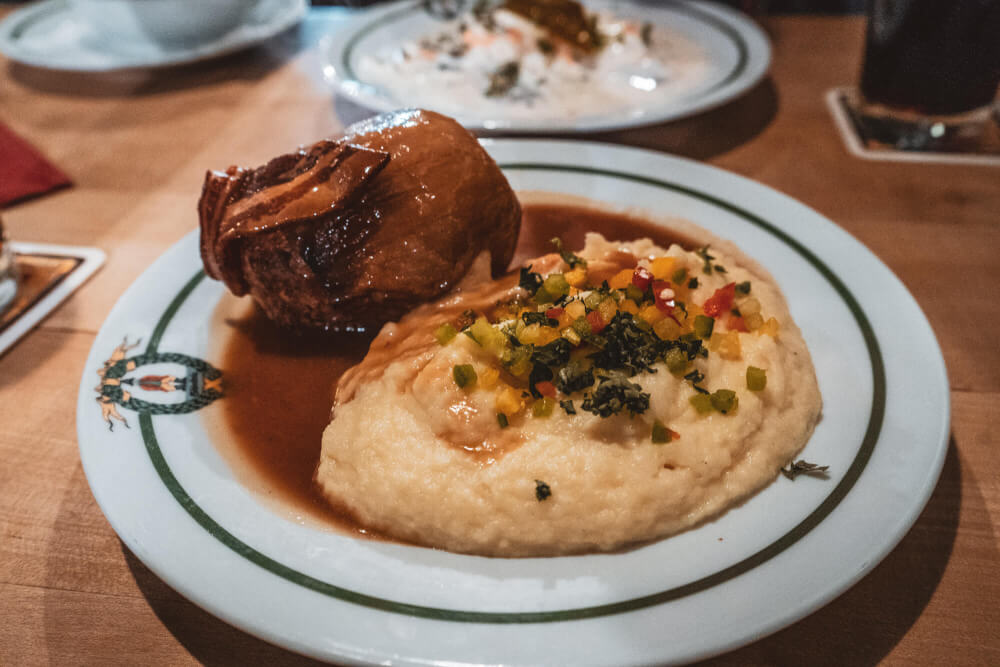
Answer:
0, 0, 307, 71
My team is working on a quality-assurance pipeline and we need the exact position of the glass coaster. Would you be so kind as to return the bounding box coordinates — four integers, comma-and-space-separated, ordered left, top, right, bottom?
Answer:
826, 87, 1000, 166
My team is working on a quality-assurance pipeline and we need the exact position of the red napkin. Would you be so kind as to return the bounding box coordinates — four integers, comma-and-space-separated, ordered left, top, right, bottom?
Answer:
0, 122, 71, 207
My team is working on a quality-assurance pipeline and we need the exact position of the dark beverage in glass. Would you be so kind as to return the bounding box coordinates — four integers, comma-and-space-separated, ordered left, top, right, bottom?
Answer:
860, 0, 1000, 116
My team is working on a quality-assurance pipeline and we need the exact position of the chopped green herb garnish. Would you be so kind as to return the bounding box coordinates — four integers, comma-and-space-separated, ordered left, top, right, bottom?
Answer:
640, 21, 653, 47
672, 267, 688, 284
697, 246, 716, 275
537, 37, 555, 54
535, 479, 552, 501
556, 361, 595, 394
581, 374, 650, 417
651, 419, 670, 444
497, 413, 509, 428
434, 323, 457, 345
746, 366, 767, 391
687, 277, 699, 289
559, 399, 577, 415
735, 281, 752, 295
452, 364, 477, 389
589, 312, 665, 376
519, 266, 543, 295
684, 369, 705, 385
550, 237, 587, 268
485, 61, 520, 97
532, 337, 572, 368
781, 460, 830, 480
522, 311, 558, 327
625, 284, 644, 303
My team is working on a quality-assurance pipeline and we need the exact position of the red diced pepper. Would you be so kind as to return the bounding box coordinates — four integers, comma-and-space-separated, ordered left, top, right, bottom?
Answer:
535, 381, 557, 398
652, 280, 675, 314
728, 314, 747, 332
586, 310, 606, 333
545, 307, 564, 319
632, 267, 653, 290
703, 283, 736, 318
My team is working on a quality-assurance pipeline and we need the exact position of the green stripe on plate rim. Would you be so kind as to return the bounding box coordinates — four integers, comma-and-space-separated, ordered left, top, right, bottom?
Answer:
138, 164, 885, 623
339, 0, 749, 103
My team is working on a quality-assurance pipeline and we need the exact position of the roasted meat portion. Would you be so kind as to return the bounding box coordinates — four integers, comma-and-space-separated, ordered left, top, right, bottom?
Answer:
198, 109, 521, 331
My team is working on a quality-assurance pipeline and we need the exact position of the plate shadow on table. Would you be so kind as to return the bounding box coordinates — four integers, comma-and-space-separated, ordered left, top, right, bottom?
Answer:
333, 77, 777, 163
704, 437, 969, 667
6, 25, 305, 100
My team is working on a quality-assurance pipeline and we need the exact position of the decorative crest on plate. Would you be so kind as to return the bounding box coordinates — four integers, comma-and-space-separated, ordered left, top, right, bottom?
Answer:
94, 336, 223, 430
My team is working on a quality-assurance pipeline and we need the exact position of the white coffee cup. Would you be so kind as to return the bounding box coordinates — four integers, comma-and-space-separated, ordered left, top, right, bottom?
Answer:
72, 0, 254, 47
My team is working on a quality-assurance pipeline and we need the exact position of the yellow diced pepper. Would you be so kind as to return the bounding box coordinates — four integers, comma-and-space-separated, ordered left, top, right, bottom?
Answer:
638, 304, 664, 325
619, 300, 639, 315
650, 256, 676, 280
598, 298, 618, 323
495, 384, 524, 415
653, 317, 681, 341
565, 267, 588, 288
744, 312, 764, 331
608, 269, 634, 290
565, 299, 586, 319
479, 366, 500, 389
709, 331, 742, 360
756, 317, 780, 338
739, 297, 761, 317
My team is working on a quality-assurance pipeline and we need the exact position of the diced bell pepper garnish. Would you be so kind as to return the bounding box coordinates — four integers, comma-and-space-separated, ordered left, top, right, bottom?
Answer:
650, 257, 676, 280
543, 274, 571, 300
651, 419, 670, 443
434, 323, 458, 345
632, 266, 653, 290
756, 317, 780, 338
535, 381, 557, 398
710, 389, 739, 414
703, 282, 736, 318
597, 297, 618, 324
586, 310, 606, 334
532, 397, 555, 417
709, 330, 742, 360
564, 267, 588, 287
746, 366, 767, 391
664, 347, 688, 373
495, 384, 524, 414
608, 269, 634, 290
693, 314, 714, 339
453, 364, 477, 389
653, 317, 681, 341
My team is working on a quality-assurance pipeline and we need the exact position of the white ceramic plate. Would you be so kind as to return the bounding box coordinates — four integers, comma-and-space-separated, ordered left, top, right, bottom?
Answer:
320, 0, 771, 133
0, 0, 306, 72
77, 141, 948, 665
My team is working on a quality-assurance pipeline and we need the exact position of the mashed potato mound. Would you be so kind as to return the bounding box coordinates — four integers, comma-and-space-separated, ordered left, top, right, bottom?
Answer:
316, 233, 821, 556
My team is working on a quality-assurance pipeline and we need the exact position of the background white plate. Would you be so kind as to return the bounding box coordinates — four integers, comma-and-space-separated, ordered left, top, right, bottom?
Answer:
0, 0, 306, 72
321, 0, 771, 133
77, 140, 948, 665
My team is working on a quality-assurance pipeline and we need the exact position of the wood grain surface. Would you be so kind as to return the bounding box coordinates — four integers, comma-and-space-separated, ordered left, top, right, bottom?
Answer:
1, 8, 998, 666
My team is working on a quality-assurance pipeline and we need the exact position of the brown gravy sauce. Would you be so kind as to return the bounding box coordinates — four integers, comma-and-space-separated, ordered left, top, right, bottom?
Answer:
210, 201, 697, 536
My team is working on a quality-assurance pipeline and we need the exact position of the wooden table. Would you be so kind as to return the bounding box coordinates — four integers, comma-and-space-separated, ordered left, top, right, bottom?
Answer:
2, 8, 997, 666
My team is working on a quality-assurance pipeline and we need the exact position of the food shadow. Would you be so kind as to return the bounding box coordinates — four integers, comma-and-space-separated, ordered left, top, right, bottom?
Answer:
701, 437, 966, 667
